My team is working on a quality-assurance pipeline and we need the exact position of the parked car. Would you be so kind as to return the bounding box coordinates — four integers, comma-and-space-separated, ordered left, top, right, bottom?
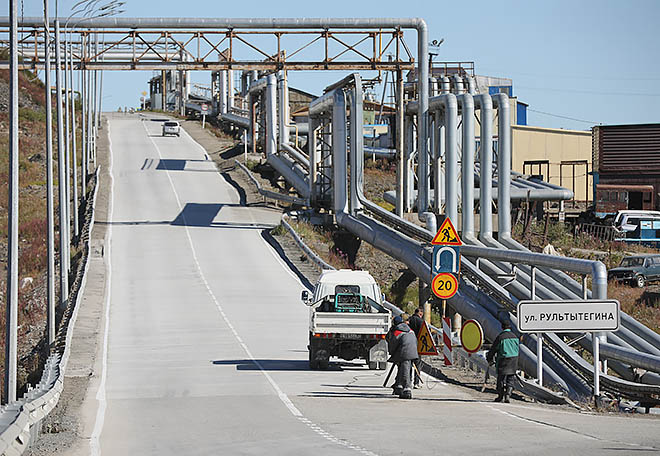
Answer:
608, 254, 660, 288
162, 121, 180, 137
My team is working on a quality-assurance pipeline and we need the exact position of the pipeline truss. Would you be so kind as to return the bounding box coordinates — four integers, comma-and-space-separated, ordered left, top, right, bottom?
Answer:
0, 17, 417, 71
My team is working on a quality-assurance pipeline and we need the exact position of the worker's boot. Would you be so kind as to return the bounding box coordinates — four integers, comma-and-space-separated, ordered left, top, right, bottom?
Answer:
493, 393, 503, 403
400, 389, 412, 400
503, 386, 513, 403
393, 386, 402, 396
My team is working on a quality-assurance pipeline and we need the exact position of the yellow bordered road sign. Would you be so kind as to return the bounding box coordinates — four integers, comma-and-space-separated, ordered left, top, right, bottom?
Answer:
460, 319, 484, 353
431, 273, 458, 299
417, 321, 438, 355
431, 217, 462, 246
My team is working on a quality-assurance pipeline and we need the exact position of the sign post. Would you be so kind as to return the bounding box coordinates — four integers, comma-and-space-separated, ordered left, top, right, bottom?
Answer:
201, 103, 209, 128
517, 299, 620, 396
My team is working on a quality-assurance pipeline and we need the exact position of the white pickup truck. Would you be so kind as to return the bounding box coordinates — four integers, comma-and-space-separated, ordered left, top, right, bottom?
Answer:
301, 269, 391, 370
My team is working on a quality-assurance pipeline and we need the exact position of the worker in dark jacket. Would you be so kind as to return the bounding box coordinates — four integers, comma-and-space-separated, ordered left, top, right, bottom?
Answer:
486, 321, 520, 403
387, 314, 419, 399
407, 308, 424, 388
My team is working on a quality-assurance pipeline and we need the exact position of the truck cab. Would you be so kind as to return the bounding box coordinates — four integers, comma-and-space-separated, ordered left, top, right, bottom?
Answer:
302, 270, 391, 370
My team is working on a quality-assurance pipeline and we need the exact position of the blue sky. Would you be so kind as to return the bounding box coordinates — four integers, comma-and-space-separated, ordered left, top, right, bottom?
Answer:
21, 0, 660, 130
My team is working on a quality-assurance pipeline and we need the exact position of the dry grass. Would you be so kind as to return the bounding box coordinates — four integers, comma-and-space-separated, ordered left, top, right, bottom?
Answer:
0, 66, 83, 399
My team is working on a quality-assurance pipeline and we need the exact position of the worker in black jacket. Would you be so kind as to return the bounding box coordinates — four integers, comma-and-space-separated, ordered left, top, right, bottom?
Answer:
407, 308, 424, 388
486, 321, 520, 403
387, 314, 419, 399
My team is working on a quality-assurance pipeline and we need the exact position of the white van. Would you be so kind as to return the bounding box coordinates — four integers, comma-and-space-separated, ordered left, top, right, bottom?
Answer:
614, 210, 660, 236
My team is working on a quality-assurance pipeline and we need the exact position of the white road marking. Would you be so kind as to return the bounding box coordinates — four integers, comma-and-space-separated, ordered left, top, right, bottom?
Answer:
90, 121, 116, 456
142, 120, 379, 456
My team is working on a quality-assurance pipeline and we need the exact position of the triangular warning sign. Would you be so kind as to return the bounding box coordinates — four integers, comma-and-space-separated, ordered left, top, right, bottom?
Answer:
417, 321, 439, 356
431, 218, 462, 246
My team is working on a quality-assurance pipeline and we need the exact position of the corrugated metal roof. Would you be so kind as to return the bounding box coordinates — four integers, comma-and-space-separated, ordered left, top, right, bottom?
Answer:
595, 124, 660, 173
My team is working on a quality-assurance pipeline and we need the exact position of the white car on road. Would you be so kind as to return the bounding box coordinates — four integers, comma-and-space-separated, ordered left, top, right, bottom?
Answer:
162, 121, 180, 137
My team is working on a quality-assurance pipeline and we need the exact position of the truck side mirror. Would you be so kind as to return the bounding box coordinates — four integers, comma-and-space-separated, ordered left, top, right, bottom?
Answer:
301, 290, 310, 304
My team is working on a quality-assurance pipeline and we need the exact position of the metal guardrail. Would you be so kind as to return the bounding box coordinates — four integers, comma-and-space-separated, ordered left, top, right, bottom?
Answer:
281, 213, 334, 272
0, 167, 101, 454
234, 160, 308, 207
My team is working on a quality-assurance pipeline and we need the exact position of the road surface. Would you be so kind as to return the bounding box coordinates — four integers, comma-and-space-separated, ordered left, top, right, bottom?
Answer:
81, 113, 660, 455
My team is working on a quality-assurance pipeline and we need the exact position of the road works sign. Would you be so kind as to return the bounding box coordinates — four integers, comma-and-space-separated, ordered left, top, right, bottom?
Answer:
431, 272, 458, 299
431, 218, 462, 246
460, 319, 484, 353
517, 300, 620, 333
417, 321, 438, 356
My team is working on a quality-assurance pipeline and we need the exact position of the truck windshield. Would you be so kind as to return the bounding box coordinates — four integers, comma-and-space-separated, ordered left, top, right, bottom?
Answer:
335, 285, 360, 294
620, 257, 644, 267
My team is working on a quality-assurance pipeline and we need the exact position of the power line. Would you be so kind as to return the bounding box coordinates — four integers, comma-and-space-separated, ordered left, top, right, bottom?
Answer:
517, 85, 660, 97
527, 108, 599, 125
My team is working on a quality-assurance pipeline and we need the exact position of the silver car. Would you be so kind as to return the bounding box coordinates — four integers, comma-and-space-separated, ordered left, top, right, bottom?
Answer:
162, 121, 180, 137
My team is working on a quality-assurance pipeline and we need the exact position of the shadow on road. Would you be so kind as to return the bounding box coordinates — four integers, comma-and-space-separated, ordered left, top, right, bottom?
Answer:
212, 359, 313, 371
155, 158, 218, 172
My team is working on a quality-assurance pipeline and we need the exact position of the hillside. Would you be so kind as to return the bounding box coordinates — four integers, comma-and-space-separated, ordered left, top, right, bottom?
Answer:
0, 65, 67, 402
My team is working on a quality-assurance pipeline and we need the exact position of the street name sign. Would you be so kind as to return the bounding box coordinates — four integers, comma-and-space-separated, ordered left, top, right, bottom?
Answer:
517, 300, 620, 333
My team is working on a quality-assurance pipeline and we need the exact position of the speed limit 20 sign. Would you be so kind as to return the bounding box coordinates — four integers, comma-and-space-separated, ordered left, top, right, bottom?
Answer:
431, 273, 458, 299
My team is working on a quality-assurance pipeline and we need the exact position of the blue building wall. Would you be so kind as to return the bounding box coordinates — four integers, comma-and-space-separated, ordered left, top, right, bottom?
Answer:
517, 103, 527, 126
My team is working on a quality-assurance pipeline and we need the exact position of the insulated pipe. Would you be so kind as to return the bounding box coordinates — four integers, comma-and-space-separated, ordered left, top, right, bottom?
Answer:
460, 244, 608, 299
491, 93, 512, 239
219, 69, 228, 114
281, 142, 309, 169
440, 75, 450, 94
332, 89, 348, 215
220, 112, 250, 129
452, 74, 464, 94
422, 95, 458, 224
350, 75, 365, 214
599, 342, 660, 375
227, 69, 234, 109
466, 76, 476, 95
265, 74, 277, 157
474, 94, 494, 244
277, 70, 290, 147
457, 93, 475, 240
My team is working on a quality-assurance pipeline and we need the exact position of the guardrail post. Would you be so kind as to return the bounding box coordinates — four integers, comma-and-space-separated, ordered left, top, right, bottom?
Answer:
582, 275, 588, 300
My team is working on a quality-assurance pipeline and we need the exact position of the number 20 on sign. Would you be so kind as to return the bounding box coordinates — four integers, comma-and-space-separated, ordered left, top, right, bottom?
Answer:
431, 273, 458, 299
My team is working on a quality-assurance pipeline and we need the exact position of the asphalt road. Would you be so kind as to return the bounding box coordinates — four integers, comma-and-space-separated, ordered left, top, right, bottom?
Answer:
86, 113, 660, 455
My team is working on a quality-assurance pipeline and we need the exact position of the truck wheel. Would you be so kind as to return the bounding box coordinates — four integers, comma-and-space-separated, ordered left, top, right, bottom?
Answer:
318, 358, 329, 370
635, 275, 646, 288
309, 349, 319, 370
369, 361, 387, 370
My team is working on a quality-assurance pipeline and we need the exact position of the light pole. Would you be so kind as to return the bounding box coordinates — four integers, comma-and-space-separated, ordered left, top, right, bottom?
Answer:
44, 0, 56, 353
5, 0, 19, 405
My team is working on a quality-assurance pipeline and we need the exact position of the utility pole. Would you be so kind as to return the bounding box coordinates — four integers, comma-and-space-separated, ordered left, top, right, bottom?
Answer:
5, 0, 19, 404
55, 19, 69, 310
44, 0, 56, 349
80, 32, 87, 204
68, 34, 79, 239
